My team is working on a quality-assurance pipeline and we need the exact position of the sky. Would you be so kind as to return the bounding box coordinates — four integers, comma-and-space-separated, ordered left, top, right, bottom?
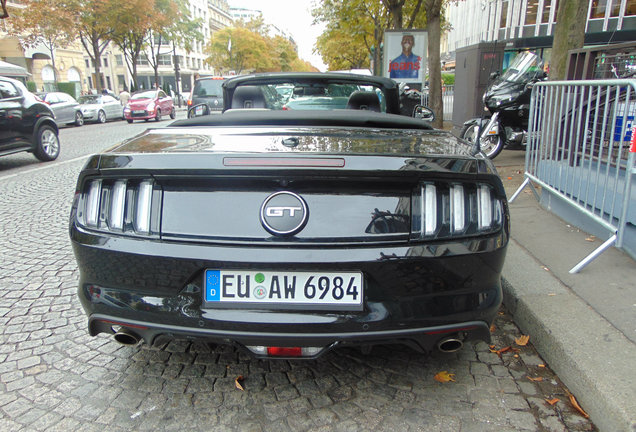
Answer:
227, 0, 327, 71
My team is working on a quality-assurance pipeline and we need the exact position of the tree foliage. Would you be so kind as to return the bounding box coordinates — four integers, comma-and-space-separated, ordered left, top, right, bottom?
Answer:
205, 21, 316, 74
312, 0, 427, 74
6, 0, 76, 83
67, 0, 120, 92
312, 0, 445, 126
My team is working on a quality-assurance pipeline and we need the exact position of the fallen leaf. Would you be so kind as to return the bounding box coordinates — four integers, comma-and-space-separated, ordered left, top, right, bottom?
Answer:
490, 324, 496, 333
585, 236, 596, 242
538, 364, 546, 368
527, 376, 543, 382
498, 311, 505, 315
507, 176, 513, 180
495, 346, 512, 357
235, 375, 245, 391
434, 371, 456, 383
545, 398, 560, 406
548, 293, 556, 296
569, 394, 589, 418
513, 354, 519, 358
515, 335, 530, 346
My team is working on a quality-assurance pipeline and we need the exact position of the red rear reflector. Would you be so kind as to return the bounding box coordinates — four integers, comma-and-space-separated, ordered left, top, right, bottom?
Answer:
267, 347, 302, 357
224, 157, 345, 167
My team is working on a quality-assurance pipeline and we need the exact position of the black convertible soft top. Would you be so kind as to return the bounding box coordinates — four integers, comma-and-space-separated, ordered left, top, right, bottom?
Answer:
171, 109, 433, 130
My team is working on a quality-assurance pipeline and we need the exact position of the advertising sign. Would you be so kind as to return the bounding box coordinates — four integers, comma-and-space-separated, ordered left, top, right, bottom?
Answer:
383, 30, 427, 84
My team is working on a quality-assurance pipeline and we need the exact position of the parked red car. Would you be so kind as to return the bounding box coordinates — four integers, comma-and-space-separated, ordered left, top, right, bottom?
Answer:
124, 89, 175, 123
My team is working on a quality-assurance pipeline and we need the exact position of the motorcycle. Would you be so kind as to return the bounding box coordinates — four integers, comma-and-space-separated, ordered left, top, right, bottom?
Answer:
460, 51, 546, 159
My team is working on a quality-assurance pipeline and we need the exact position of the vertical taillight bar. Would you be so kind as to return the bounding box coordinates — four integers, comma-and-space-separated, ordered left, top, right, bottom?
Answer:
451, 184, 465, 233
109, 181, 127, 230
135, 180, 153, 234
85, 180, 102, 227
478, 185, 493, 229
424, 184, 437, 235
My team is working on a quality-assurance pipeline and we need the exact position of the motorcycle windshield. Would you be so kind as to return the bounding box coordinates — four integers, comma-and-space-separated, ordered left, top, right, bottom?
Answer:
499, 52, 544, 83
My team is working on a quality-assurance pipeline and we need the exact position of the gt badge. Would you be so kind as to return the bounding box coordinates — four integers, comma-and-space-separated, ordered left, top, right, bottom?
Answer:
260, 191, 308, 236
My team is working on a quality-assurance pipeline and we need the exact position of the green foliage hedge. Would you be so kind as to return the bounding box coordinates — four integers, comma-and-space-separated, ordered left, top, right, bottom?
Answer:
26, 81, 37, 92
57, 82, 78, 98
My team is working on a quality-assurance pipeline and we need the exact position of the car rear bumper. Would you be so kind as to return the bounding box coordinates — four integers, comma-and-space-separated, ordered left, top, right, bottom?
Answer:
71, 225, 506, 357
88, 313, 492, 358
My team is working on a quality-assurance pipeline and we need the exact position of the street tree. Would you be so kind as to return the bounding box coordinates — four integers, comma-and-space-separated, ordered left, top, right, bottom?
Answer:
313, 0, 447, 127
6, 0, 76, 85
68, 0, 119, 92
110, 0, 158, 90
424, 0, 443, 128
312, 0, 426, 75
205, 22, 313, 74
549, 0, 587, 80
146, 0, 202, 90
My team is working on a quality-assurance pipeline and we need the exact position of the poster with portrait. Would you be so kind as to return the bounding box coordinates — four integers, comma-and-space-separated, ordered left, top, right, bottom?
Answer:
383, 30, 427, 84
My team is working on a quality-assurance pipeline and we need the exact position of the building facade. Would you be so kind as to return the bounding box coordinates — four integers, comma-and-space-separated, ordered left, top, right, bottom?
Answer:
445, 0, 636, 70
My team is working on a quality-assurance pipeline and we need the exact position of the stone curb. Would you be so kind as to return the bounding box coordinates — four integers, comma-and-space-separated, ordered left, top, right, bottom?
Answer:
502, 240, 636, 432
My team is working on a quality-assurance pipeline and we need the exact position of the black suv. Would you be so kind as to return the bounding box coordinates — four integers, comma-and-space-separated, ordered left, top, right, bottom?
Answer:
0, 77, 60, 161
187, 76, 225, 115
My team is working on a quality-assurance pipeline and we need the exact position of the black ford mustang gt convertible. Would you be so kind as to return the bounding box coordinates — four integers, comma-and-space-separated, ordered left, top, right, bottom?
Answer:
70, 73, 509, 359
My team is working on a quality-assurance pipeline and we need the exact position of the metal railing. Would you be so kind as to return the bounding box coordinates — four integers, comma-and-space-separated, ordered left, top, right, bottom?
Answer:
510, 79, 636, 273
421, 85, 454, 121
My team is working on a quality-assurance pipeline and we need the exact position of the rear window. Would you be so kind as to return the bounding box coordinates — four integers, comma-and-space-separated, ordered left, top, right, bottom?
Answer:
193, 79, 224, 97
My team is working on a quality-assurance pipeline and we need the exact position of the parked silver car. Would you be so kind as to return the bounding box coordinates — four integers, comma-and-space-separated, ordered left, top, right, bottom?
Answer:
36, 91, 84, 127
77, 94, 123, 123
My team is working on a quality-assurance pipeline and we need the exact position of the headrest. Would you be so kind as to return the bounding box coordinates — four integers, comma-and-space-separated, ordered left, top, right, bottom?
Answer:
346, 91, 381, 112
231, 86, 267, 109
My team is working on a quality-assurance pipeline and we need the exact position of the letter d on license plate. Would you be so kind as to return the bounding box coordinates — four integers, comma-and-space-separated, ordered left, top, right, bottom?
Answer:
203, 270, 363, 311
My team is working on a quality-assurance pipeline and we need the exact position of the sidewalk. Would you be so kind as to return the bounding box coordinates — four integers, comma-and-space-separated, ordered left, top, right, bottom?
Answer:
496, 150, 636, 432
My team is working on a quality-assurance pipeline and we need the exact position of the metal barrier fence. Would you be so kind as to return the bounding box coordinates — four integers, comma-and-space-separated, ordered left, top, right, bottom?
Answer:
510, 79, 636, 273
421, 85, 454, 121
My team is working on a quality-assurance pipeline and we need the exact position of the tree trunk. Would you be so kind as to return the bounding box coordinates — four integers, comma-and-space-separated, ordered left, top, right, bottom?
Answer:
426, 0, 443, 128
549, 0, 587, 80
92, 38, 103, 92
373, 27, 382, 76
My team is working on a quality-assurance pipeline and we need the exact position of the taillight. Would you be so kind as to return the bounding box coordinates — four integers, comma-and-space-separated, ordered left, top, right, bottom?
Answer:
246, 346, 325, 357
411, 182, 503, 240
77, 178, 158, 236
187, 99, 192, 106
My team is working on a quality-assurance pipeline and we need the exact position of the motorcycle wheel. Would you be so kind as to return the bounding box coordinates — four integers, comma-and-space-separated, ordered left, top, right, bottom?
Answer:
459, 124, 504, 159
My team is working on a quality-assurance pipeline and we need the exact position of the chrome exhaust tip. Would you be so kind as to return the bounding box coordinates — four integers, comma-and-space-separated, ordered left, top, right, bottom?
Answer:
113, 327, 141, 345
437, 337, 464, 353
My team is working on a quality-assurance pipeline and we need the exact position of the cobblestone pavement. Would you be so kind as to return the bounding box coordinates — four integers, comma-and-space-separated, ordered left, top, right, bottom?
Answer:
0, 124, 597, 431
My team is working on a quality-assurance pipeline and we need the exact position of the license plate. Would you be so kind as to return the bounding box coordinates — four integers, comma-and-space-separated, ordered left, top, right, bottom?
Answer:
133, 110, 145, 114
203, 270, 363, 310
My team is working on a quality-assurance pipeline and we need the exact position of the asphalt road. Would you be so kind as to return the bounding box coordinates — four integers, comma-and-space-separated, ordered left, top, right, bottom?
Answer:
0, 119, 595, 431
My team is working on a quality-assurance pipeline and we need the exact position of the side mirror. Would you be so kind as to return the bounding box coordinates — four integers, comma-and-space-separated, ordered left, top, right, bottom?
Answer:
413, 105, 435, 122
187, 103, 210, 118
489, 71, 500, 81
